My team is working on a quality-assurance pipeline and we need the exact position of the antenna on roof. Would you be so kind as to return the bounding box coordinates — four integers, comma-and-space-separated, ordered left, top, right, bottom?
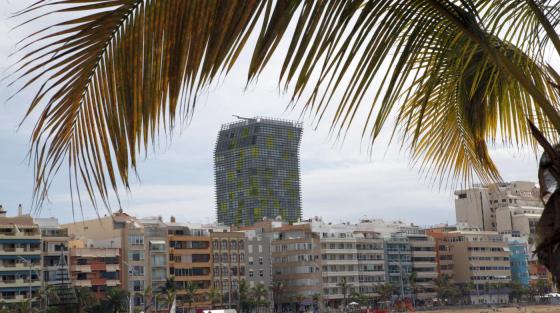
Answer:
232, 115, 252, 121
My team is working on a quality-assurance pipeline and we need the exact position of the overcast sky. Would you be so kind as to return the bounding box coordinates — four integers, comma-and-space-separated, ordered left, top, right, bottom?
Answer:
0, 1, 541, 225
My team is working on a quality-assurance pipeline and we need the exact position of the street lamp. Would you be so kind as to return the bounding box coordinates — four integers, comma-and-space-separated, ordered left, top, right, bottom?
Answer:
16, 256, 37, 313
122, 260, 135, 313
468, 260, 481, 304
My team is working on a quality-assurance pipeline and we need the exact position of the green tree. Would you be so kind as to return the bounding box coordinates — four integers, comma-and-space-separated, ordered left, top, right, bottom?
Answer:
101, 287, 129, 313
38, 285, 60, 310
13, 0, 560, 282
312, 293, 321, 312
159, 276, 177, 312
271, 281, 285, 312
408, 271, 422, 303
141, 286, 153, 313
14, 300, 38, 313
294, 294, 305, 312
238, 279, 250, 312
337, 277, 350, 309
251, 283, 269, 313
434, 274, 456, 305
536, 280, 551, 295
184, 282, 199, 313
377, 283, 396, 303
509, 281, 525, 303
206, 286, 222, 308
462, 281, 476, 304
75, 287, 99, 313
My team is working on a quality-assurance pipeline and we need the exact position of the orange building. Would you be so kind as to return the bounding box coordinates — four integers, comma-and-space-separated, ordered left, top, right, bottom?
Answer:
167, 222, 213, 311
69, 240, 122, 299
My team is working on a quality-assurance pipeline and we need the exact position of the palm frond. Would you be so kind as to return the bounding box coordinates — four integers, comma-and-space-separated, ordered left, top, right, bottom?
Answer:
13, 0, 266, 212
11, 0, 560, 211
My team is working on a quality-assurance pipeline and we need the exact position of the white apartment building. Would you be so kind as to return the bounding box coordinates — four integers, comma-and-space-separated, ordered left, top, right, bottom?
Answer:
312, 221, 360, 306
455, 181, 542, 235
35, 217, 70, 285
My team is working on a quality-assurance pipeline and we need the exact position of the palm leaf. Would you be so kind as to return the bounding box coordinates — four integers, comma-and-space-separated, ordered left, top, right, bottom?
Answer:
10, 0, 560, 211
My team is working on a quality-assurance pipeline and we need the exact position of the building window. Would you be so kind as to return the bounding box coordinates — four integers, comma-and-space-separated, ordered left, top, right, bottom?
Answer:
258, 245, 263, 253
132, 280, 144, 292
231, 241, 237, 249
248, 257, 254, 265
152, 268, 166, 281
259, 257, 263, 265
213, 240, 219, 249
249, 270, 254, 277
128, 251, 144, 261
150, 242, 166, 251
128, 235, 144, 245
132, 266, 144, 276
239, 240, 244, 249
222, 253, 228, 263
259, 270, 264, 277
152, 255, 166, 267
232, 253, 237, 263
222, 240, 228, 249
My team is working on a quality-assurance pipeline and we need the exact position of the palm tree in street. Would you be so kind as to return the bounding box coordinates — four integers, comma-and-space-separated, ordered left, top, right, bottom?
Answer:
337, 277, 350, 309
142, 286, 154, 313
184, 282, 199, 313
159, 276, 178, 312
377, 283, 395, 306
14, 300, 37, 313
206, 286, 222, 309
75, 287, 98, 313
271, 281, 285, 312
251, 283, 269, 313
11, 0, 560, 281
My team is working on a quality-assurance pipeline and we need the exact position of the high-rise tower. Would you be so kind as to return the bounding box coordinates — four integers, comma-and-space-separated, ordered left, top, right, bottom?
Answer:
214, 117, 303, 226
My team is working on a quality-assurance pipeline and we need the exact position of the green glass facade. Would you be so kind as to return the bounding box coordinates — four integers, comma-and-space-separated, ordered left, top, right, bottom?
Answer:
214, 117, 302, 226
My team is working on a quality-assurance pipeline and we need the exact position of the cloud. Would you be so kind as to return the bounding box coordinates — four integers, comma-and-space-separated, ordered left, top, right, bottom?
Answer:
0, 1, 541, 227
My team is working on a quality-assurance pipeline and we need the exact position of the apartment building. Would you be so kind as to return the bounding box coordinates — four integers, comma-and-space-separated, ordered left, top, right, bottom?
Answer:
454, 181, 541, 233
167, 221, 213, 311
439, 229, 511, 304
406, 231, 437, 302
64, 212, 170, 309
271, 223, 321, 311
35, 217, 70, 285
126, 217, 169, 296
244, 228, 273, 310
384, 234, 413, 298
68, 239, 122, 299
215, 117, 303, 226
211, 230, 245, 307
314, 221, 359, 308
355, 231, 385, 299
0, 207, 42, 304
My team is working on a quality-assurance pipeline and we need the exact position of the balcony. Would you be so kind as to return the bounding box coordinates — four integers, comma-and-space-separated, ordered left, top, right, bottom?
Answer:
0, 278, 41, 288
107, 280, 120, 287
72, 265, 92, 273
91, 278, 107, 286
0, 262, 40, 271
74, 280, 92, 287
90, 263, 107, 271
321, 259, 358, 265
0, 247, 41, 255
0, 294, 27, 303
